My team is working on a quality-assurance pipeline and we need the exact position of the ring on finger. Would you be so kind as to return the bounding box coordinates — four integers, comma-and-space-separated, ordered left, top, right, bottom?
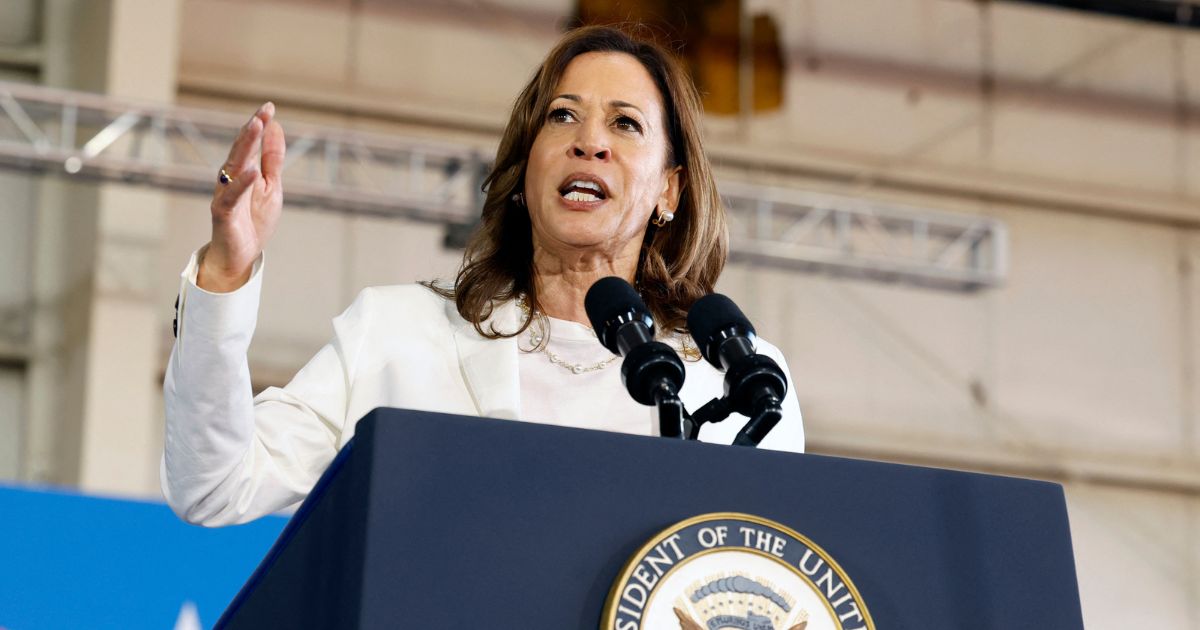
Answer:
218, 168, 233, 185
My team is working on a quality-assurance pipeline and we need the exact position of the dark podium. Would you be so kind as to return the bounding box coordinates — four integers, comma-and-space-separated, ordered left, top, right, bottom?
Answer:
216, 408, 1084, 629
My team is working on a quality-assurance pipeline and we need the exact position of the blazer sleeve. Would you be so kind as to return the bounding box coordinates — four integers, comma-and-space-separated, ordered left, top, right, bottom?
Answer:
161, 248, 372, 526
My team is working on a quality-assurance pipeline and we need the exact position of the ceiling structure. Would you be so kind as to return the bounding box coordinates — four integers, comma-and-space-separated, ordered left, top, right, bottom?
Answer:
0, 79, 1007, 291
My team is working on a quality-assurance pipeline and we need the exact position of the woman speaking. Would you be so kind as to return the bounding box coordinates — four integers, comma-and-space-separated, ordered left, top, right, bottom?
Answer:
163, 25, 804, 526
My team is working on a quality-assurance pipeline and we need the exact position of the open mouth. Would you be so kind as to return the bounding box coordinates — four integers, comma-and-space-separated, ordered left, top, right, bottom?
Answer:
558, 174, 609, 203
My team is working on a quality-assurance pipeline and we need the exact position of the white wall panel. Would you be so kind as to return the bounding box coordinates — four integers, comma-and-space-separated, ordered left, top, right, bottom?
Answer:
158, 192, 210, 289
718, 194, 1192, 471
1053, 26, 1175, 100
991, 207, 1185, 458
809, 277, 989, 441
1065, 483, 1198, 628
346, 214, 461, 293
723, 259, 998, 453
798, 0, 981, 75
354, 17, 554, 116
775, 67, 984, 164
990, 103, 1178, 193
990, 3, 1135, 86
179, 0, 559, 125
180, 1, 353, 86
255, 208, 347, 342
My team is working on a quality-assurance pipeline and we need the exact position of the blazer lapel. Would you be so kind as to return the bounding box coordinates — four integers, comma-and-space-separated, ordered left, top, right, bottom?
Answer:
451, 299, 521, 420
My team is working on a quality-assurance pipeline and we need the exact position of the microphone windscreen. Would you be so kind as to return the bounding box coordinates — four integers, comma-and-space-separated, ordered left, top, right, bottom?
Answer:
584, 277, 649, 340
687, 293, 756, 361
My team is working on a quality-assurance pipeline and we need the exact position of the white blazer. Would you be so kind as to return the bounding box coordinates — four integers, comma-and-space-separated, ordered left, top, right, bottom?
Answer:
162, 252, 804, 526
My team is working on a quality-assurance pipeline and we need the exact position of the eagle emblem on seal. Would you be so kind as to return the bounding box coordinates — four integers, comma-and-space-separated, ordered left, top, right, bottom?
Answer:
672, 574, 808, 630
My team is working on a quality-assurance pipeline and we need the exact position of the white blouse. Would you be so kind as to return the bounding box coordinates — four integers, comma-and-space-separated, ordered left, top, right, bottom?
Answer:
517, 315, 657, 436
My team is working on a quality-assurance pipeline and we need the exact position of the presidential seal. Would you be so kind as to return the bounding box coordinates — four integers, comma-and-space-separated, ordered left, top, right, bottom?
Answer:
601, 513, 874, 630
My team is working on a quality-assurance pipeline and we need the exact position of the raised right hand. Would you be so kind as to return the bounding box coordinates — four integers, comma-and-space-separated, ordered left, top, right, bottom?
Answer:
198, 102, 286, 293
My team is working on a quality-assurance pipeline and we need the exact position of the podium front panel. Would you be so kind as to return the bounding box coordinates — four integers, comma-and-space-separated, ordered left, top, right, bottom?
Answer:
221, 409, 1083, 630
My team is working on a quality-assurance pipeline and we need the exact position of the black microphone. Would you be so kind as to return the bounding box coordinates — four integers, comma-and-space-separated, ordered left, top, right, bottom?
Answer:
585, 277, 688, 438
687, 294, 787, 447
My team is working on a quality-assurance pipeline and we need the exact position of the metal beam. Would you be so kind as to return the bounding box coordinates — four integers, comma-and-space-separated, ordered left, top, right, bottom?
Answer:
1008, 0, 1200, 28
0, 80, 1007, 291
721, 183, 1007, 290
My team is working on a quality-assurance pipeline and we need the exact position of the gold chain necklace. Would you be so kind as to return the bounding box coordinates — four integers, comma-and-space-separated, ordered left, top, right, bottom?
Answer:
517, 295, 619, 375
529, 326, 620, 375
515, 294, 701, 373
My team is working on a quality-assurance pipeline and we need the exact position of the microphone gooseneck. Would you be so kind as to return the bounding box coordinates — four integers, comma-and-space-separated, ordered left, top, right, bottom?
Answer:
585, 277, 689, 438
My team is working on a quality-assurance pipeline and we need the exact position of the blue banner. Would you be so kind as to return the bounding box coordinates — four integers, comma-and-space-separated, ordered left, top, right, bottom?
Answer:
0, 484, 286, 630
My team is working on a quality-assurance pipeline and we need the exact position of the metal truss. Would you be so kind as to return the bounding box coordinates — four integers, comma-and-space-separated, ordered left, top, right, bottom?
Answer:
721, 183, 1006, 290
0, 80, 1005, 291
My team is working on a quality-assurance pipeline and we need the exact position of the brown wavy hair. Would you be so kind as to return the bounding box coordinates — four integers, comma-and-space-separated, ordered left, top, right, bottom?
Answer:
425, 24, 727, 337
